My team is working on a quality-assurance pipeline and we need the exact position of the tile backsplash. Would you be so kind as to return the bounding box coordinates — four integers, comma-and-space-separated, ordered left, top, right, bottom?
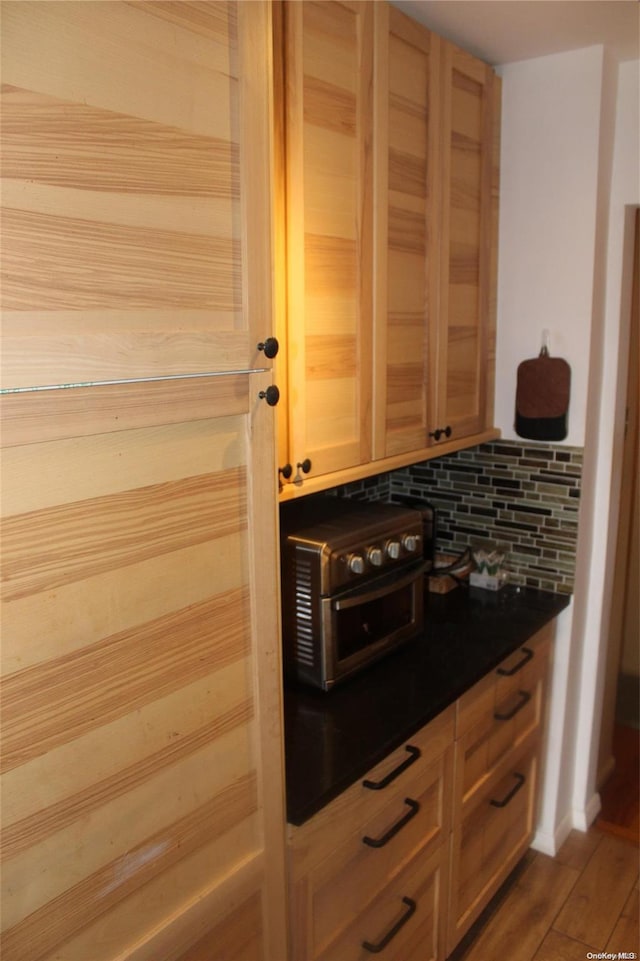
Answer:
335, 440, 583, 594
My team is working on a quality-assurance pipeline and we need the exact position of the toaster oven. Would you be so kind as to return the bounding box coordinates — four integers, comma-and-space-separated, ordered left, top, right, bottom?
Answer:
280, 499, 426, 691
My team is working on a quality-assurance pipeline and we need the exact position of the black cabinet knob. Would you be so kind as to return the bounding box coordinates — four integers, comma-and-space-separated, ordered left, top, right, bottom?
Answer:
293, 458, 312, 486
279, 463, 293, 480
257, 337, 279, 359
429, 425, 452, 442
258, 385, 280, 406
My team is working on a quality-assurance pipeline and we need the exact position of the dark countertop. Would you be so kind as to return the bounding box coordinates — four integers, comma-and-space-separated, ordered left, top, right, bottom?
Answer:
284, 584, 570, 826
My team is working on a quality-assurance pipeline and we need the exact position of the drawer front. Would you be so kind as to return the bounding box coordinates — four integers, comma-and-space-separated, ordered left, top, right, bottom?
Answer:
289, 705, 455, 881
317, 840, 449, 961
303, 747, 452, 958
456, 624, 551, 738
448, 743, 539, 952
455, 628, 550, 805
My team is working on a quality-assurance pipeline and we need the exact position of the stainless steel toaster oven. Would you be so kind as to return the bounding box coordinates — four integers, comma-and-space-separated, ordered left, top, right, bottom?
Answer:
280, 499, 426, 691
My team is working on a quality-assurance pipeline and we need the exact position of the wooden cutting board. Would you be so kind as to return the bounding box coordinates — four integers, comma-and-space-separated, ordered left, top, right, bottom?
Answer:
515, 349, 571, 441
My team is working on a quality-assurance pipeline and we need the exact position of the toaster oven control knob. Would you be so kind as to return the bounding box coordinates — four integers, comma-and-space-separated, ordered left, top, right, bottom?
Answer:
347, 553, 365, 575
402, 533, 421, 554
385, 540, 401, 560
367, 546, 384, 567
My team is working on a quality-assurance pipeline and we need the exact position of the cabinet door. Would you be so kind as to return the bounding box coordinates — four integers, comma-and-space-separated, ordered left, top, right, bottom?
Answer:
1, 1, 274, 388
282, 0, 374, 481
432, 43, 500, 444
0, 372, 287, 961
373, 6, 440, 459
448, 745, 539, 953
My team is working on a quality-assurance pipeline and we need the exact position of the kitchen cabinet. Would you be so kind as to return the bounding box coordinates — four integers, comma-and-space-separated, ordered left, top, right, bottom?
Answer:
276, 1, 501, 497
287, 707, 454, 960
285, 618, 554, 961
373, 4, 440, 460
447, 623, 552, 952
276, 0, 375, 486
431, 41, 501, 445
1, 4, 287, 961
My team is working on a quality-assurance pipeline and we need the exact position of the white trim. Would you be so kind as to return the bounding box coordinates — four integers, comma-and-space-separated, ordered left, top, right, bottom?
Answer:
532, 808, 574, 857
572, 791, 602, 832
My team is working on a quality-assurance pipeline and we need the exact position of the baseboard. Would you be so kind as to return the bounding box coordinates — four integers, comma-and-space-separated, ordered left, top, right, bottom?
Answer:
597, 752, 616, 792
572, 791, 602, 832
531, 809, 574, 856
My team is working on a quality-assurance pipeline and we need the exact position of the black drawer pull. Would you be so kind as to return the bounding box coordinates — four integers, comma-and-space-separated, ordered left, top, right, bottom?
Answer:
362, 896, 417, 953
362, 798, 420, 848
496, 646, 534, 677
490, 772, 526, 808
494, 690, 531, 721
363, 745, 421, 791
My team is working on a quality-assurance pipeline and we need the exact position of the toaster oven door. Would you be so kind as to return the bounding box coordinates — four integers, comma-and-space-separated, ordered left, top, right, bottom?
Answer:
320, 560, 425, 689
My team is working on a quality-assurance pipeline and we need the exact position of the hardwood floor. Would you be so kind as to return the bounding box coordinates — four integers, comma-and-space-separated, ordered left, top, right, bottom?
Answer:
597, 723, 640, 846
450, 826, 639, 961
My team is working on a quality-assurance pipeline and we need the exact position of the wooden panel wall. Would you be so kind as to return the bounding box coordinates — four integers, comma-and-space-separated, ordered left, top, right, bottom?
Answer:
0, 374, 286, 961
0, 1, 274, 388
374, 6, 439, 458
1, 2, 286, 958
284, 0, 374, 477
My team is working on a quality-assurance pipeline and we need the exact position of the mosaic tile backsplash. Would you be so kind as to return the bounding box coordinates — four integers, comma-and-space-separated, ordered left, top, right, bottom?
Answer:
335, 440, 583, 594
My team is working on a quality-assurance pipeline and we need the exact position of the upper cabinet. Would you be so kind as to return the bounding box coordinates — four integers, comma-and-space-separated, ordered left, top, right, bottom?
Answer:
373, 5, 440, 460
277, 0, 374, 484
1, 0, 276, 389
276, 1, 501, 497
432, 41, 501, 444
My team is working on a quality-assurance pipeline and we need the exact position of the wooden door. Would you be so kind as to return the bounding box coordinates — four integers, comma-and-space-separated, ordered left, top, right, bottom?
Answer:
432, 42, 500, 444
0, 3, 287, 959
282, 0, 374, 482
0, 374, 287, 961
373, 5, 440, 459
1, 0, 275, 388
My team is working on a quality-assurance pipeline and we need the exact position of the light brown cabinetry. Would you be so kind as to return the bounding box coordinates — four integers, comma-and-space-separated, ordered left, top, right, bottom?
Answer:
288, 707, 455, 960
277, 0, 375, 484
1, 4, 287, 960
447, 625, 552, 952
433, 42, 501, 444
373, 5, 440, 461
276, 2, 501, 498
286, 623, 553, 961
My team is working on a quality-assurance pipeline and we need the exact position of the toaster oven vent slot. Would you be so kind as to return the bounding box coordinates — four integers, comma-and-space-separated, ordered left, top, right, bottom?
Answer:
294, 556, 315, 668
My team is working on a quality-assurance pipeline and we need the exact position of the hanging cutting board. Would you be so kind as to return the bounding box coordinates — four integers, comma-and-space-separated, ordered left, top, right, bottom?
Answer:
515, 346, 571, 441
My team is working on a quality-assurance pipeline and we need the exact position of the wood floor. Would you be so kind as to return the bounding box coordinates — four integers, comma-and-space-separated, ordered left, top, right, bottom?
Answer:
450, 826, 639, 960
597, 724, 640, 846
448, 722, 640, 960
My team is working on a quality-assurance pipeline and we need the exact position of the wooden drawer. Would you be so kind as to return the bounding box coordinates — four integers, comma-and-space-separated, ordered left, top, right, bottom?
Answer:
448, 736, 540, 952
288, 707, 454, 961
455, 625, 551, 807
316, 839, 449, 961
289, 705, 455, 880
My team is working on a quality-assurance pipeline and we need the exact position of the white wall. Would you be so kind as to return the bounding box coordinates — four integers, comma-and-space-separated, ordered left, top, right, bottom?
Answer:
495, 48, 639, 851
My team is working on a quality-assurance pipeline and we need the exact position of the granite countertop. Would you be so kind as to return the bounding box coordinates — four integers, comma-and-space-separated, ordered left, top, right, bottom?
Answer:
283, 584, 571, 826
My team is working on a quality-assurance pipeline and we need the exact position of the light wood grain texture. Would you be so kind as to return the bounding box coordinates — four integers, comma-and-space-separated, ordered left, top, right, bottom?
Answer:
461, 850, 580, 961
432, 39, 498, 445
0, 0, 276, 386
282, 0, 374, 481
448, 626, 552, 953
0, 373, 286, 960
554, 834, 640, 946
450, 827, 638, 961
0, 374, 249, 448
175, 892, 263, 961
0, 5, 286, 959
288, 707, 454, 961
374, 5, 440, 460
